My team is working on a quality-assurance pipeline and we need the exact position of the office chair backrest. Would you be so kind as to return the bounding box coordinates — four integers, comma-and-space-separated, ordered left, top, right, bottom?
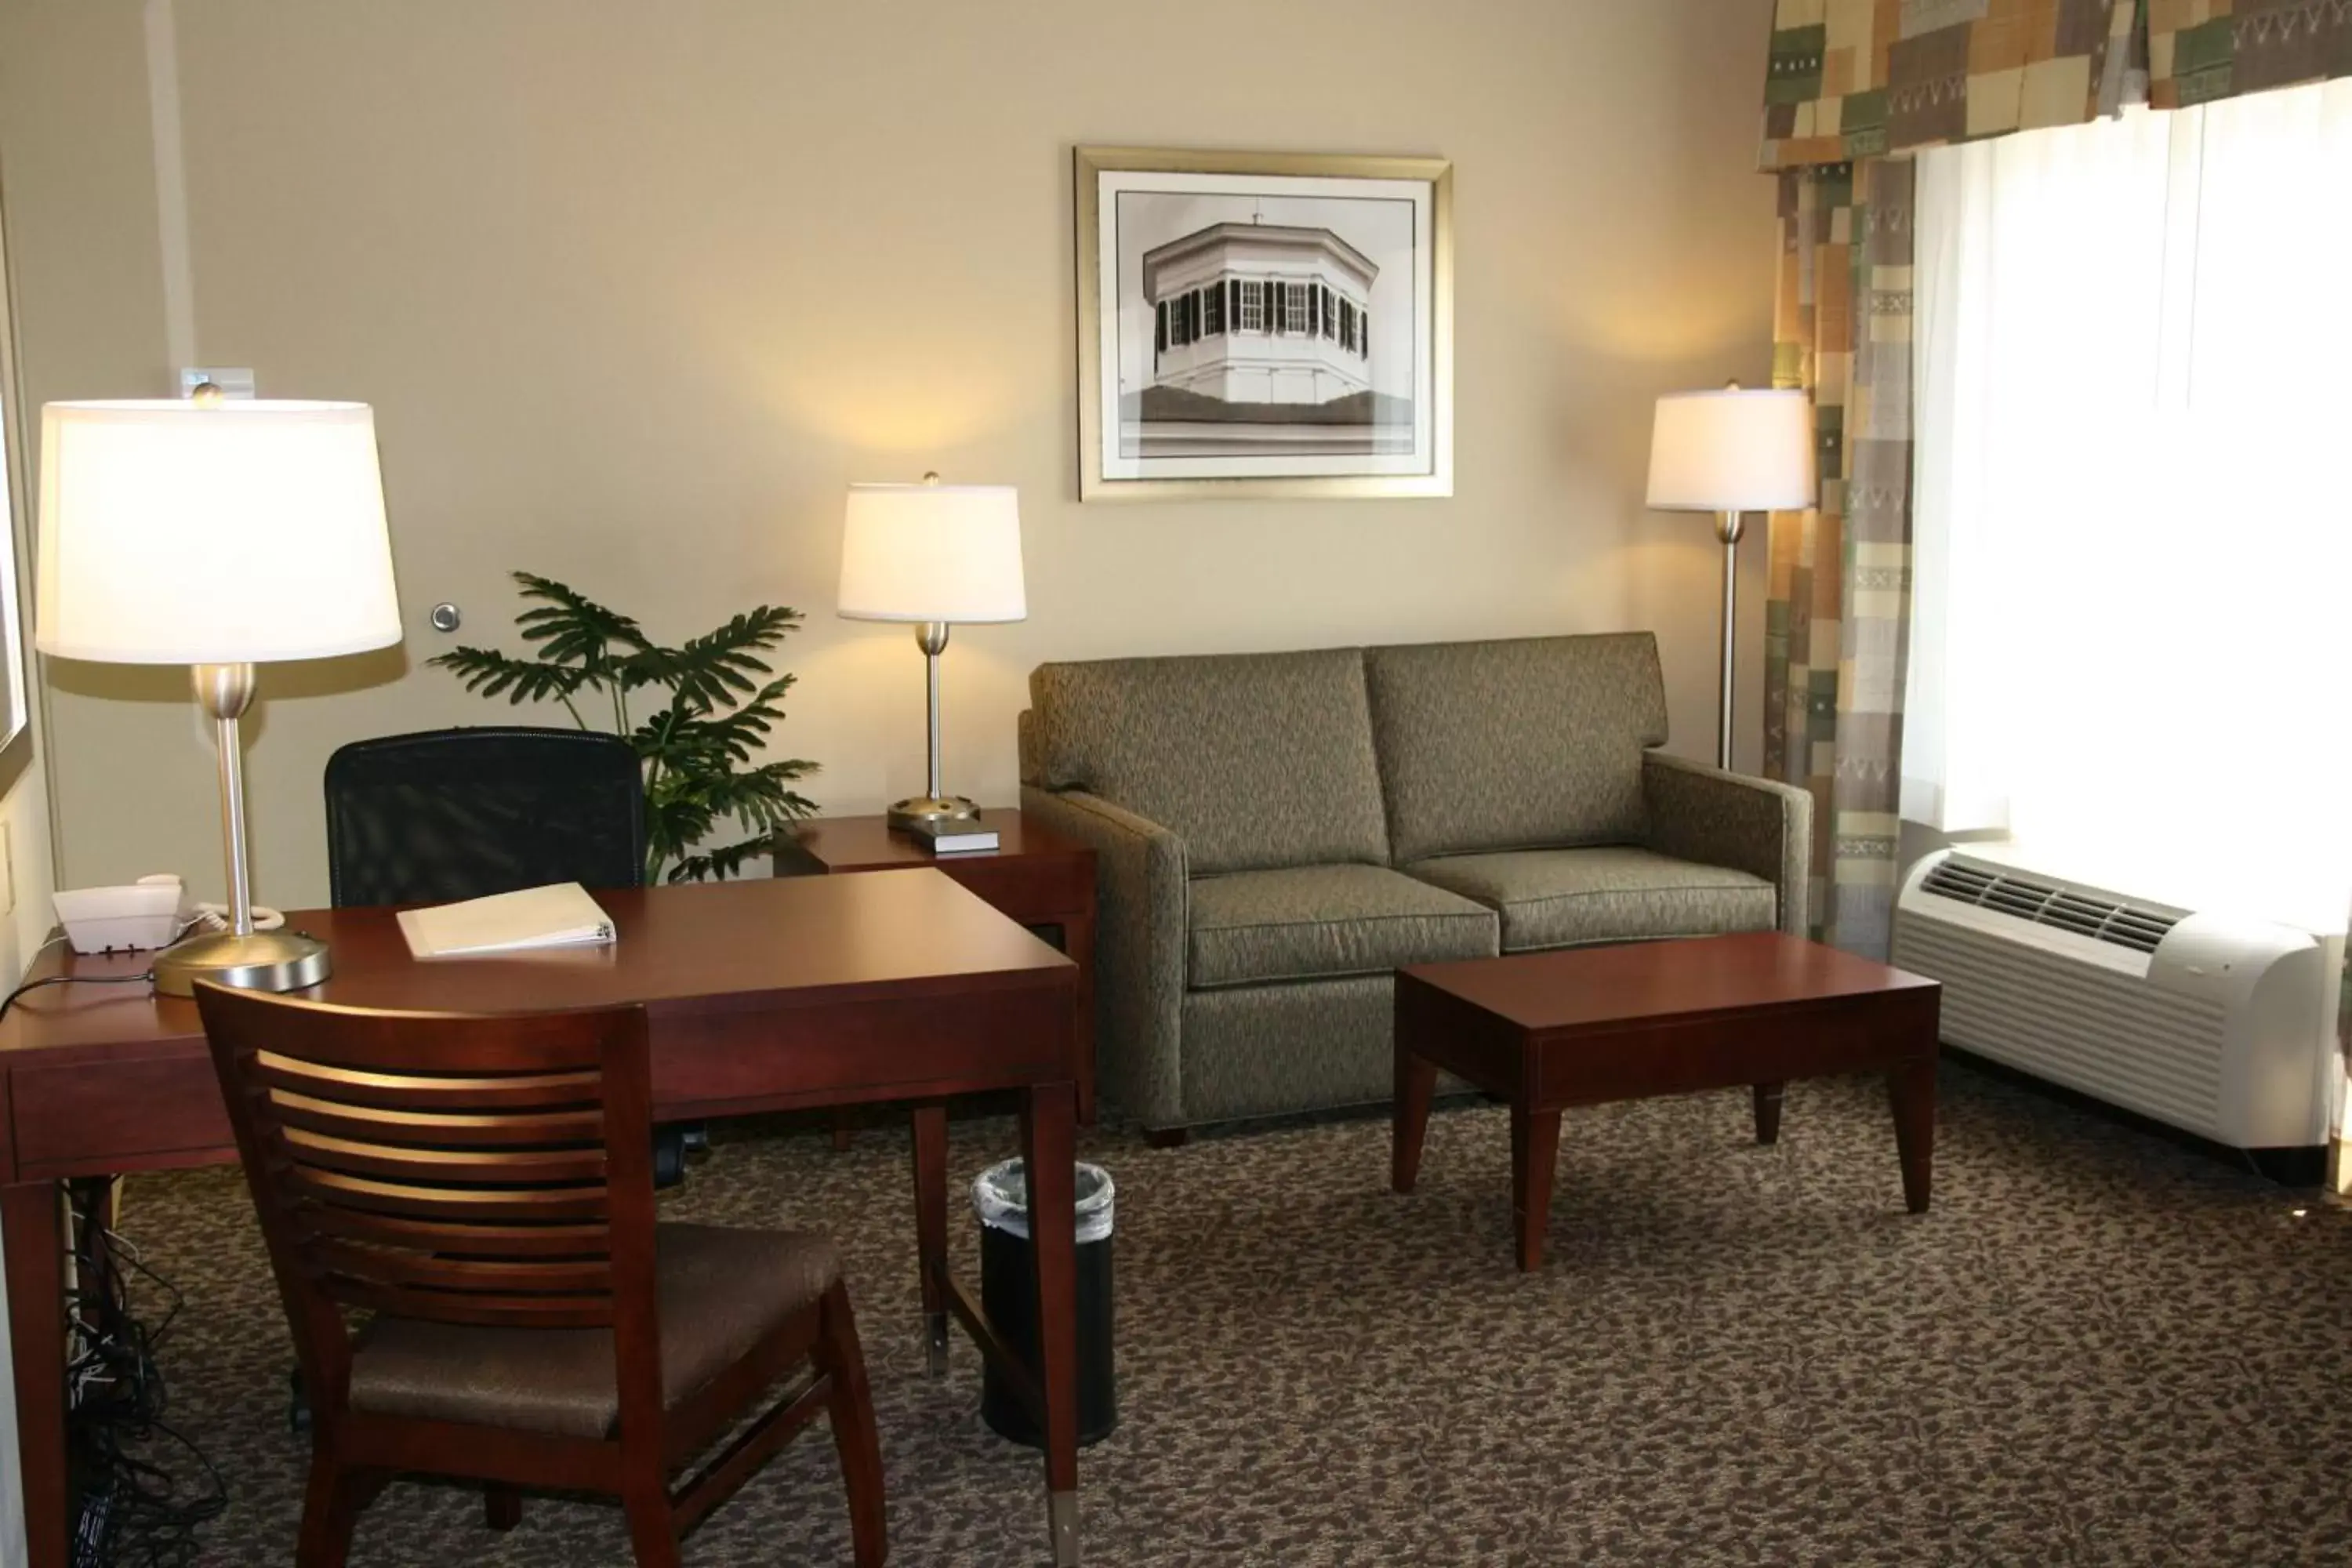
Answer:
324, 727, 647, 907
194, 985, 660, 1399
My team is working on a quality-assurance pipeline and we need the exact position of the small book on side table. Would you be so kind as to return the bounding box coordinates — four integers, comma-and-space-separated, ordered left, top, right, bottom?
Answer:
907, 819, 1000, 855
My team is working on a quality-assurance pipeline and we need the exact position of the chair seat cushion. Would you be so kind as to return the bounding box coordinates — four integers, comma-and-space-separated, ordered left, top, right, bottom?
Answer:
348, 1222, 839, 1440
1188, 864, 1497, 989
1403, 846, 1775, 952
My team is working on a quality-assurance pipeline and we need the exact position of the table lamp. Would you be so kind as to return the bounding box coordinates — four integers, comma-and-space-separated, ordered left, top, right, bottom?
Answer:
837, 475, 1025, 832
1645, 383, 1813, 769
36, 396, 402, 996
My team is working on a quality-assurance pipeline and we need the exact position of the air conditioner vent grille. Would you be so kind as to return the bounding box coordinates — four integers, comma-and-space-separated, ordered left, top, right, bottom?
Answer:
1918, 860, 2182, 954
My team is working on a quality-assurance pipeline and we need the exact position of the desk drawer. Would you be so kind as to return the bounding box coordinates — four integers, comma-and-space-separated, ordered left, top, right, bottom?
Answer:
10, 1056, 233, 1177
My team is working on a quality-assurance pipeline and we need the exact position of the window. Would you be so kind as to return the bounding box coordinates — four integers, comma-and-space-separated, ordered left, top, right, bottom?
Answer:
1283, 281, 1309, 335
1322, 288, 1336, 339
1239, 280, 1263, 332
1203, 281, 1224, 336
1341, 299, 1355, 351
1908, 82, 2352, 922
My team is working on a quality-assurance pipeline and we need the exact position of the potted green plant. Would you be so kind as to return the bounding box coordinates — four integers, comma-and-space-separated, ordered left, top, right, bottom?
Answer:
430, 572, 819, 882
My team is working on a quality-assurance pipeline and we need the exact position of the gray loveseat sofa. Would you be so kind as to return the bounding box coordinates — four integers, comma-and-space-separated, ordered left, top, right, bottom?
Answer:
1017, 633, 1813, 1138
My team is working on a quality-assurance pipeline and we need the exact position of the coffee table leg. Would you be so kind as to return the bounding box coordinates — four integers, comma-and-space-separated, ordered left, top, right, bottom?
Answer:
1888, 1058, 1936, 1214
1752, 1082, 1785, 1145
1392, 1047, 1436, 1194
1509, 1103, 1562, 1272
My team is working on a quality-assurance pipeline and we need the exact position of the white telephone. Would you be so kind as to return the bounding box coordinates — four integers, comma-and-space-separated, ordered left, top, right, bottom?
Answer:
53, 873, 285, 956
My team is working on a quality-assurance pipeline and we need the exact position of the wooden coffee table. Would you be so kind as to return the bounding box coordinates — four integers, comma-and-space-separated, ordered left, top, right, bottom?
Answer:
1391, 931, 1942, 1271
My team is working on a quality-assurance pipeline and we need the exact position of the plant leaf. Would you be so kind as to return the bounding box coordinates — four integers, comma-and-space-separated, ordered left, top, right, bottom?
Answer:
511, 572, 649, 669
426, 646, 596, 706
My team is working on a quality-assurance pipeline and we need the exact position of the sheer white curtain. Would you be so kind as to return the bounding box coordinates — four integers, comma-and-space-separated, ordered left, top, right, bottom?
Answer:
1908, 82, 2352, 928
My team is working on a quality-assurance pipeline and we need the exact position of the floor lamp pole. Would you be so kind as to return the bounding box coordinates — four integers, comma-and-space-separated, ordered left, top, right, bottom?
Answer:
1714, 509, 1744, 771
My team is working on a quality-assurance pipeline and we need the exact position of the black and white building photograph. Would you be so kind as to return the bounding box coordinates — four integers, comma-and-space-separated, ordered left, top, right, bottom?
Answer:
1077, 150, 1452, 499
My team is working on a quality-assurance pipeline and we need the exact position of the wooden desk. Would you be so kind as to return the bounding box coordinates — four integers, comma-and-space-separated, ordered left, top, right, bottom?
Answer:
0, 873, 1091, 1567
775, 811, 1098, 1123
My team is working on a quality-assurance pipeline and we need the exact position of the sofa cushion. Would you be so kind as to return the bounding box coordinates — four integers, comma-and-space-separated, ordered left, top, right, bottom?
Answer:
1188, 864, 1497, 989
1403, 846, 1774, 952
1029, 649, 1390, 875
1363, 633, 1669, 864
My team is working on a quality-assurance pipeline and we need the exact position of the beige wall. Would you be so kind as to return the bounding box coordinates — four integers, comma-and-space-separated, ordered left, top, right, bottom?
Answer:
0, 0, 1780, 909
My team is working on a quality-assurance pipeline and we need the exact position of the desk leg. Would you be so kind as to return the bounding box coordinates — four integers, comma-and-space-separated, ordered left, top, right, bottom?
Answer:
3, 1181, 69, 1568
1020, 1081, 1081, 1567
1063, 913, 1099, 1128
909, 1104, 950, 1376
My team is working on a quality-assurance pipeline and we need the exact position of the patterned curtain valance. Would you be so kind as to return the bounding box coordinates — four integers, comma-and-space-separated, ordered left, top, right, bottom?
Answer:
1764, 0, 2352, 169
2147, 0, 2352, 107
1762, 0, 2143, 169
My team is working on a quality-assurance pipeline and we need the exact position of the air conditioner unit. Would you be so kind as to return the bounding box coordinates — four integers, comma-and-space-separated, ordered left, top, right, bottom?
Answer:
1891, 848, 2340, 1152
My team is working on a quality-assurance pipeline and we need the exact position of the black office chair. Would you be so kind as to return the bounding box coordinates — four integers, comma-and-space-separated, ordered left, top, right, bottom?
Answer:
325, 726, 647, 907
323, 727, 701, 1179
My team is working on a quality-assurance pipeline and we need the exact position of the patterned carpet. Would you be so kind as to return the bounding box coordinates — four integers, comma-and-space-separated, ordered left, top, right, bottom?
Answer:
106, 1062, 2352, 1566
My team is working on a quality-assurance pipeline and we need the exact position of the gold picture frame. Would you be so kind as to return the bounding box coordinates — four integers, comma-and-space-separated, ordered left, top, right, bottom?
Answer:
1075, 146, 1454, 502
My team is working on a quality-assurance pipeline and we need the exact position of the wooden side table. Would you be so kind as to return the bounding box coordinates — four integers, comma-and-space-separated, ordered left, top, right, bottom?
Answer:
775, 810, 1100, 1124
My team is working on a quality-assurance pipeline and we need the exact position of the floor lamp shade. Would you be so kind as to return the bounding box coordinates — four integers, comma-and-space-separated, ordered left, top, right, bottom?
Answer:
837, 481, 1025, 832
1645, 387, 1813, 772
34, 397, 402, 998
1644, 388, 1814, 514
36, 400, 401, 664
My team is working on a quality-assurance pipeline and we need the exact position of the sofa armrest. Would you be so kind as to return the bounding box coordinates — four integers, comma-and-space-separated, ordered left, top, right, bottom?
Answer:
1641, 753, 1813, 935
1020, 786, 1189, 1127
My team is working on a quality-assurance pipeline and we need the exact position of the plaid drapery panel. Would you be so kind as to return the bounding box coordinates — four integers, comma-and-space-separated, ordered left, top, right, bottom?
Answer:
1764, 0, 2351, 170
1765, 159, 1915, 958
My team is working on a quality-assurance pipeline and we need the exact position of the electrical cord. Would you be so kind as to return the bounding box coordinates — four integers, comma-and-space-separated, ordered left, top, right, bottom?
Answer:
0, 969, 158, 1027
65, 1187, 226, 1568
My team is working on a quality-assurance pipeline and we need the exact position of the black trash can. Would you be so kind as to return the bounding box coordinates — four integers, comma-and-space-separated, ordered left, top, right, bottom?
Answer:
972, 1158, 1117, 1448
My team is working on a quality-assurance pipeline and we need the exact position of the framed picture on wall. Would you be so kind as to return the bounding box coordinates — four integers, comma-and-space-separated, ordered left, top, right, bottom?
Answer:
1075, 146, 1453, 502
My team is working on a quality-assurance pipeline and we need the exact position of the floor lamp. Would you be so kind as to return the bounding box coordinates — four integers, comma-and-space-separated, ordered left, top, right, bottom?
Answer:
1645, 384, 1814, 770
35, 397, 403, 996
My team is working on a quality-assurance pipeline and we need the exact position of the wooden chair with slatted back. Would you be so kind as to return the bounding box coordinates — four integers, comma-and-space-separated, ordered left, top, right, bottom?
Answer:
193, 982, 887, 1568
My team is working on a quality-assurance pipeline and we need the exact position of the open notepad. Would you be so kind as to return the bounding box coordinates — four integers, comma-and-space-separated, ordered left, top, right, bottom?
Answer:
396, 882, 618, 960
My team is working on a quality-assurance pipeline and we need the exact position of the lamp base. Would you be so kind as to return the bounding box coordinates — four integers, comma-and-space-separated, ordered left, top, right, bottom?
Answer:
153, 927, 332, 998
887, 795, 982, 833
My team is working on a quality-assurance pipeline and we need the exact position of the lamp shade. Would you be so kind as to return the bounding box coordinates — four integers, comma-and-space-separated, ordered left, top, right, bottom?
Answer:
837, 482, 1025, 623
36, 400, 401, 665
1645, 388, 1814, 513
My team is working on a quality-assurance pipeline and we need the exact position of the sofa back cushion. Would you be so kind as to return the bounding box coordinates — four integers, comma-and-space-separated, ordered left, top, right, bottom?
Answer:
1028, 648, 1391, 874
1364, 633, 1668, 863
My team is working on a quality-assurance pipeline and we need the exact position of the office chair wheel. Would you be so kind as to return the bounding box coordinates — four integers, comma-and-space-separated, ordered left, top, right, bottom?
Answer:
653, 1126, 689, 1189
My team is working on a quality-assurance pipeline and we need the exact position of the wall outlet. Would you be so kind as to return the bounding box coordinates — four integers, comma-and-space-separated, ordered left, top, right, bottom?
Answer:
178, 366, 256, 399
